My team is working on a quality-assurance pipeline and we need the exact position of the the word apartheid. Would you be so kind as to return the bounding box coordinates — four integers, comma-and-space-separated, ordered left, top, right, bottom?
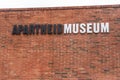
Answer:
12, 22, 109, 35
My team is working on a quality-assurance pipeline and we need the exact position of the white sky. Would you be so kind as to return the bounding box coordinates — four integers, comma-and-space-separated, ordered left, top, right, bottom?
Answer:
0, 0, 120, 8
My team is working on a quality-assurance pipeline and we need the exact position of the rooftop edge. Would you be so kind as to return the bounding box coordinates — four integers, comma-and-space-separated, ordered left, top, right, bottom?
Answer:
0, 4, 120, 12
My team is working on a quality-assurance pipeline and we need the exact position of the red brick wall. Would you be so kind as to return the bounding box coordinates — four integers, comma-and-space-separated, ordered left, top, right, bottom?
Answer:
0, 5, 120, 80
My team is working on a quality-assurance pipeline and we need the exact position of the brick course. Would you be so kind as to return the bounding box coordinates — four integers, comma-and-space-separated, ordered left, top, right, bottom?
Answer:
0, 5, 120, 80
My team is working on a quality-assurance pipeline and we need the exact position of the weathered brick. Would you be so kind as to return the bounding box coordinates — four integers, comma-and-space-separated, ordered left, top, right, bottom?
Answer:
0, 5, 120, 80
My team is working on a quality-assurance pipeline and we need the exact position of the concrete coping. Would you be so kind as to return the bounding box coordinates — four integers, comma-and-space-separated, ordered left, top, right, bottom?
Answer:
0, 4, 120, 12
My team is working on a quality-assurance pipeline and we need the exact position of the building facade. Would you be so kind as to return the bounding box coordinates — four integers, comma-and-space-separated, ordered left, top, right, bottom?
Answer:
0, 5, 120, 80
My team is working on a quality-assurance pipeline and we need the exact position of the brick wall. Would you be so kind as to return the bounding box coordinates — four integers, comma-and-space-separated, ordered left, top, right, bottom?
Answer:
0, 5, 120, 80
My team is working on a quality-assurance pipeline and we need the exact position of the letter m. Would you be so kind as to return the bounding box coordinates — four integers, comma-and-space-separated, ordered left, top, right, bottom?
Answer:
101, 22, 109, 33
64, 24, 72, 33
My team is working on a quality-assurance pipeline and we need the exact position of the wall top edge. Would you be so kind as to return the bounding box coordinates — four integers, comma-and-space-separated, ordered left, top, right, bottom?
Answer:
0, 4, 120, 12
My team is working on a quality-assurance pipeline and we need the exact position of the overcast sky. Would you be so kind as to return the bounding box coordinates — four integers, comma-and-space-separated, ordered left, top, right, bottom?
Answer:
0, 0, 120, 8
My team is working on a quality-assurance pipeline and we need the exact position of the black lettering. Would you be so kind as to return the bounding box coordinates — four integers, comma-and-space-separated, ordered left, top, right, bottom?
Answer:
48, 24, 52, 34
35, 24, 40, 34
12, 24, 63, 35
18, 25, 23, 35
57, 24, 63, 34
41, 24, 46, 34
23, 25, 29, 35
12, 25, 18, 35
53, 24, 57, 34
29, 24, 35, 35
